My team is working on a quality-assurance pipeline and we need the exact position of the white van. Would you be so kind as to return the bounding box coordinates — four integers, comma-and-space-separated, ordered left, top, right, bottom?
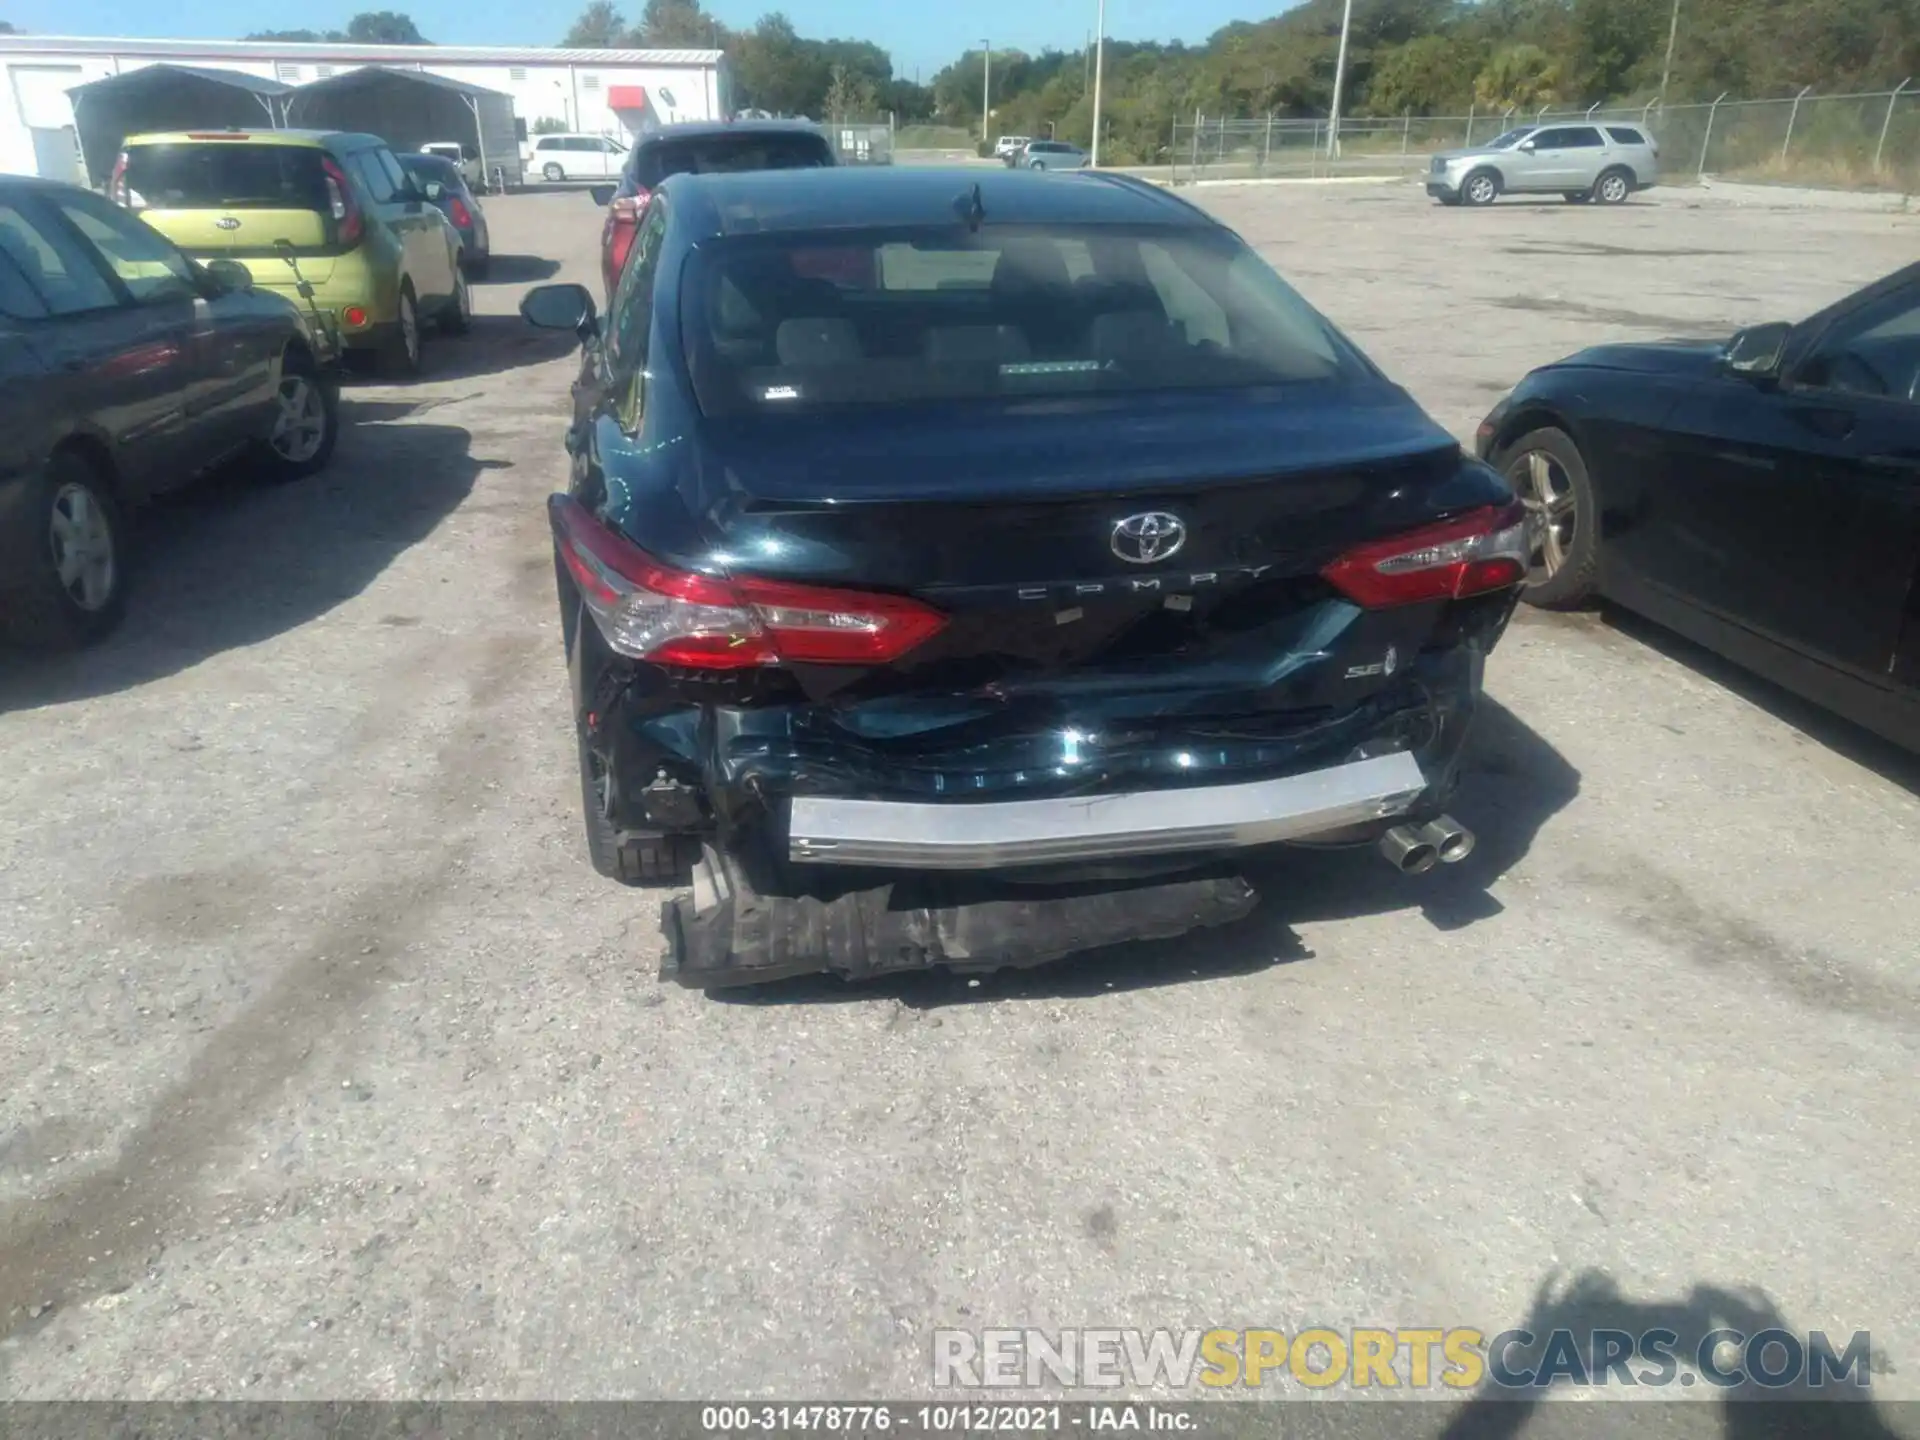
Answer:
526, 132, 628, 182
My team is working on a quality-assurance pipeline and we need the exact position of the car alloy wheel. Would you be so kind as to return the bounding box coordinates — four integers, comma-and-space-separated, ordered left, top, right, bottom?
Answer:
1464, 174, 1497, 206
1597, 171, 1630, 204
49, 479, 116, 613
269, 374, 327, 464
1507, 448, 1577, 581
543, 162, 565, 182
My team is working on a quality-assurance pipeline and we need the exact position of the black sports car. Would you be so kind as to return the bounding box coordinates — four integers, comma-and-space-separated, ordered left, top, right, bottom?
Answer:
524, 166, 1530, 985
1479, 261, 1920, 751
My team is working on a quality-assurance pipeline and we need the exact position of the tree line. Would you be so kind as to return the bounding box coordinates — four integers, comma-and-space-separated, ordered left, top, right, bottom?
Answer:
562, 0, 1917, 161
245, 11, 431, 44
241, 0, 1919, 166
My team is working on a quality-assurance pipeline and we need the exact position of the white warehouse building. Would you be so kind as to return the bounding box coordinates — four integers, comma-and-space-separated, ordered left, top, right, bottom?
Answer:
0, 33, 730, 185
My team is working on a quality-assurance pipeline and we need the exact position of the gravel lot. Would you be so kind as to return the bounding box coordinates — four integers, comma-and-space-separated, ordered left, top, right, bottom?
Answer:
2, 182, 1917, 1414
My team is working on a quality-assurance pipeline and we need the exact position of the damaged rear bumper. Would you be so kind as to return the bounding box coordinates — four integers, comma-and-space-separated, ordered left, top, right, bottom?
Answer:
787, 751, 1428, 869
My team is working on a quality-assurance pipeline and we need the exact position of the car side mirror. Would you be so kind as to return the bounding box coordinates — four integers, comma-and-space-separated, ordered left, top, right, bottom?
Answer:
521, 281, 598, 335
1517, 140, 1537, 152
589, 183, 618, 207
1724, 321, 1792, 382
202, 258, 253, 294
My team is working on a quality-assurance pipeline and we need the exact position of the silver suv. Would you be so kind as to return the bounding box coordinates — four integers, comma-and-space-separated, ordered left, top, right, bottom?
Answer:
1427, 123, 1660, 207
1011, 140, 1090, 171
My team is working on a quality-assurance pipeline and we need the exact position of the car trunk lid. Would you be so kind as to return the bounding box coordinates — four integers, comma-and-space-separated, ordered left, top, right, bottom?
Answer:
674, 391, 1500, 701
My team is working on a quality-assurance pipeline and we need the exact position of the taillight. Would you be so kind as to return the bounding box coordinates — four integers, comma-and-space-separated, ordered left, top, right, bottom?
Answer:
320, 156, 363, 247
1320, 503, 1529, 608
449, 196, 473, 228
550, 496, 947, 668
604, 192, 645, 286
108, 151, 132, 207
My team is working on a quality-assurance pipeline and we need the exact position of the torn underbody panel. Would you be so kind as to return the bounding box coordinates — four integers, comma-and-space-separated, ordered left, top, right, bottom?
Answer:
660, 844, 1260, 988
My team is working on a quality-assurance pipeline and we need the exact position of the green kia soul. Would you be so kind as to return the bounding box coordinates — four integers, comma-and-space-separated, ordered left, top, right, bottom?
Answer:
113, 129, 472, 377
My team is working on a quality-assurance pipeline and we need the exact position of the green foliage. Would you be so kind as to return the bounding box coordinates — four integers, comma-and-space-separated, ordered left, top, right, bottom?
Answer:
1475, 43, 1562, 109
552, 0, 1915, 154
244, 12, 427, 43
345, 10, 427, 42
824, 63, 880, 121
531, 116, 571, 134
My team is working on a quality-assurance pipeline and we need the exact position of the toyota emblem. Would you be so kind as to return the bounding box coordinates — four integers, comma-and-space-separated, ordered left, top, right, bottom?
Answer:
1110, 511, 1187, 565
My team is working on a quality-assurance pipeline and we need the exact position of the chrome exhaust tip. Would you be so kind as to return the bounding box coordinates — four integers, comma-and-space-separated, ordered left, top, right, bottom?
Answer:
1416, 815, 1476, 865
1378, 824, 1440, 875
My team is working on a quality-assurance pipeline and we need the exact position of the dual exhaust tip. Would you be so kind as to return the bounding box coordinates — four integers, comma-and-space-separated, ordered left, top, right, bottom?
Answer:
1379, 815, 1475, 875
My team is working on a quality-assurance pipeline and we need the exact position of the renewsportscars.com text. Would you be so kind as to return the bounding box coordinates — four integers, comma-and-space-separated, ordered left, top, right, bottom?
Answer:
932, 1327, 1873, 1391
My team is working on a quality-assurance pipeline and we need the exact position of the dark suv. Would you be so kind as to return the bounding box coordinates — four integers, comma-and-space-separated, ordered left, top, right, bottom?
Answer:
597, 120, 835, 297
524, 167, 1525, 986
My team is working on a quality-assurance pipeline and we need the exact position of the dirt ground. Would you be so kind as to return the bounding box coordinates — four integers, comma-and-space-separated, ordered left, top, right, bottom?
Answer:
1, 181, 1916, 1414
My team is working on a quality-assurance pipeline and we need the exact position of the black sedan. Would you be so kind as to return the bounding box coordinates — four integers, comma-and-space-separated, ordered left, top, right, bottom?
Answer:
520, 165, 1529, 986
1478, 261, 1920, 749
0, 176, 340, 649
398, 153, 490, 278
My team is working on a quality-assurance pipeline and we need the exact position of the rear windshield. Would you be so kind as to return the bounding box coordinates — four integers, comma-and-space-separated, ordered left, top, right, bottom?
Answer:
681, 224, 1366, 418
631, 132, 832, 190
122, 143, 329, 212
399, 153, 462, 186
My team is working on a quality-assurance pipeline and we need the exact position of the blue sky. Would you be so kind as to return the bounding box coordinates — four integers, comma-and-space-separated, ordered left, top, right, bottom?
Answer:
5, 0, 1278, 84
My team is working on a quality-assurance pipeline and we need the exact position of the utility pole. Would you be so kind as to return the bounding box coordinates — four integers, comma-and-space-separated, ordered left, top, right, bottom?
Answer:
1090, 0, 1107, 166
1656, 0, 1681, 111
980, 40, 992, 145
1326, 0, 1355, 159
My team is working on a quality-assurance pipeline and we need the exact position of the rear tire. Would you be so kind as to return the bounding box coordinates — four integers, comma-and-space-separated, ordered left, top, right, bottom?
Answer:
1, 448, 128, 651
1494, 425, 1601, 610
1592, 167, 1633, 205
543, 162, 565, 182
577, 723, 697, 886
1461, 169, 1501, 206
256, 352, 339, 482
441, 264, 472, 336
384, 283, 423, 378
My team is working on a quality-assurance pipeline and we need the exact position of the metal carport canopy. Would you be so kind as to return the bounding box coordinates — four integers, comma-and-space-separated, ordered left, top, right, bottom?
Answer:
66, 64, 292, 189
285, 67, 513, 188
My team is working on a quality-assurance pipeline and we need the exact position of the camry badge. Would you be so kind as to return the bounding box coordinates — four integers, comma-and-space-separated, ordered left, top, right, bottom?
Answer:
1110, 511, 1186, 565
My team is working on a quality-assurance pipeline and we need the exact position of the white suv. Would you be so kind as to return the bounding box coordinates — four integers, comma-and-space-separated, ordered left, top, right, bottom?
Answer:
992, 135, 1031, 160
528, 133, 629, 182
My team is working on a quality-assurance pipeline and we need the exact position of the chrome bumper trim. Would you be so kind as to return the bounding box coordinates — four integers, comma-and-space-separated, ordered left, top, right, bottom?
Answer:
787, 752, 1429, 870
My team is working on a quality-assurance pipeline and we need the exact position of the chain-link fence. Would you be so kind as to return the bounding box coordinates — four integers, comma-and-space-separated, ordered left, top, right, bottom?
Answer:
826, 118, 896, 165
1164, 84, 1920, 190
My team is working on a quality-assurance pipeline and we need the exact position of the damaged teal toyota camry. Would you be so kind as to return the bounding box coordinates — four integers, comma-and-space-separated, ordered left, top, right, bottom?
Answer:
520, 165, 1526, 987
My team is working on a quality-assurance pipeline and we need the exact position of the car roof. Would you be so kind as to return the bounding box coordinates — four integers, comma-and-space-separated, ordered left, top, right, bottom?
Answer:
635, 119, 828, 147
665, 166, 1212, 239
122, 128, 375, 149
